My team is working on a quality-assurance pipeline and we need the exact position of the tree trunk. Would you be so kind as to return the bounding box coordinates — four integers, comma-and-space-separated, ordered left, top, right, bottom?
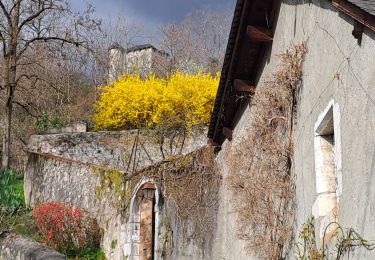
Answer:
1, 52, 16, 170
2, 82, 13, 169
1, 2, 20, 170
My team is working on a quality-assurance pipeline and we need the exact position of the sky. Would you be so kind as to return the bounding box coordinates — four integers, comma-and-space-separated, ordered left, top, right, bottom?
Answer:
71, 0, 236, 44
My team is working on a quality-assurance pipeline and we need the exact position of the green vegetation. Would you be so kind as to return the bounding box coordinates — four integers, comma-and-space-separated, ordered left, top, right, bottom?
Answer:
0, 169, 25, 208
93, 167, 123, 201
0, 170, 40, 241
66, 247, 106, 260
111, 239, 117, 250
0, 207, 38, 240
36, 110, 63, 134
0, 169, 105, 259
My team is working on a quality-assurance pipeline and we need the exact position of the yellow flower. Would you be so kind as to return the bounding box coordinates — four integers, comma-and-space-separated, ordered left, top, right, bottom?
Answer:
93, 72, 219, 130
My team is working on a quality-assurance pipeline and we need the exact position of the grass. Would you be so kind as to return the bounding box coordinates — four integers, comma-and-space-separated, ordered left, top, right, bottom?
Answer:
0, 169, 40, 241
0, 169, 106, 259
67, 248, 106, 260
0, 169, 25, 208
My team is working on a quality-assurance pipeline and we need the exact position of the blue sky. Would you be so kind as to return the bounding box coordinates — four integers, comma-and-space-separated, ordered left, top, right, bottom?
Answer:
72, 0, 235, 41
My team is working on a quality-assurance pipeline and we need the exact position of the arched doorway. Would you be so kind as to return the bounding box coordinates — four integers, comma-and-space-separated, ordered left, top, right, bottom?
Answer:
127, 181, 160, 260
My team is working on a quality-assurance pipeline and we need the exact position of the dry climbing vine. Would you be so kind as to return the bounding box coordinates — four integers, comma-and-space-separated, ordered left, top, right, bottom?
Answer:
93, 145, 220, 248
295, 218, 375, 259
227, 43, 307, 259
136, 145, 220, 245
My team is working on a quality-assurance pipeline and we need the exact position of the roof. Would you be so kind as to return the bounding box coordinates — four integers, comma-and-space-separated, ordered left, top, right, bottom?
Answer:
348, 0, 375, 16
108, 42, 125, 51
207, 0, 244, 143
109, 43, 155, 52
331, 0, 375, 31
126, 44, 157, 53
208, 0, 375, 145
109, 43, 169, 56
126, 44, 169, 56
208, 0, 281, 145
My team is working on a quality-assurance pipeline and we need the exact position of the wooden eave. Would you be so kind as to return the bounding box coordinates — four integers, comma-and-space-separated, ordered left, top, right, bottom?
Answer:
332, 0, 375, 32
207, 0, 281, 145
208, 0, 375, 146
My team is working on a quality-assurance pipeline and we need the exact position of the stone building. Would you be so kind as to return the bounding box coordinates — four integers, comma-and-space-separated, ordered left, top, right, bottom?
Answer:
208, 0, 375, 259
23, 129, 211, 260
109, 43, 169, 80
16, 0, 375, 259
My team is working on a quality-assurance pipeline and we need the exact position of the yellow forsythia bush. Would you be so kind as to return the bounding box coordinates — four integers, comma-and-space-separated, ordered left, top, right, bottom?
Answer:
93, 72, 219, 130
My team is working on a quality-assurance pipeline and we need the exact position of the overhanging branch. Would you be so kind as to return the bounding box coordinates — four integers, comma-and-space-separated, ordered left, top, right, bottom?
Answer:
18, 2, 54, 30
0, 1, 12, 26
17, 36, 86, 60
12, 100, 38, 117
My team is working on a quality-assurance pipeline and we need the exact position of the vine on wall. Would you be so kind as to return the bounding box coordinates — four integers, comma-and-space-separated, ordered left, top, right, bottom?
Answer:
295, 218, 375, 259
93, 145, 220, 247
227, 43, 307, 259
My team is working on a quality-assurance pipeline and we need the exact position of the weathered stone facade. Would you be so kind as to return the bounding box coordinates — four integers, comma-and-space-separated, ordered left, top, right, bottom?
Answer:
0, 232, 65, 260
24, 129, 210, 259
208, 0, 375, 259
109, 44, 169, 80
22, 0, 375, 259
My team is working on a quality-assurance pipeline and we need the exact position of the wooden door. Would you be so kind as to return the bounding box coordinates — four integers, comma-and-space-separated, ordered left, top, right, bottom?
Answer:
139, 189, 155, 260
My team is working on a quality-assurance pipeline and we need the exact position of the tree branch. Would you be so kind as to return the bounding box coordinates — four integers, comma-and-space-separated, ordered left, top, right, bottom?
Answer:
15, 73, 39, 84
9, 0, 23, 16
0, 1, 12, 26
12, 100, 37, 117
17, 36, 85, 60
0, 29, 6, 56
18, 136, 27, 146
18, 2, 54, 30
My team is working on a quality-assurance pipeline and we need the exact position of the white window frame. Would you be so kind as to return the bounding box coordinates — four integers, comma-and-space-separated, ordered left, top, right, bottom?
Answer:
312, 100, 342, 243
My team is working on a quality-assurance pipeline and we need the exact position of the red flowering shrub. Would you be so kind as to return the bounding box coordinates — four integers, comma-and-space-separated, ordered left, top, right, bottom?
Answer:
33, 202, 100, 253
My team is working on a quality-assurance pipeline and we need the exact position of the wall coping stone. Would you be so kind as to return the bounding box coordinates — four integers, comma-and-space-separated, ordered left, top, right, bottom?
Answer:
0, 232, 66, 260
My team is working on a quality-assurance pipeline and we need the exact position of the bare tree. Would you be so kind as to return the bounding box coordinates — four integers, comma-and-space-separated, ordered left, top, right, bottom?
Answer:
0, 0, 99, 169
159, 9, 231, 75
101, 15, 144, 80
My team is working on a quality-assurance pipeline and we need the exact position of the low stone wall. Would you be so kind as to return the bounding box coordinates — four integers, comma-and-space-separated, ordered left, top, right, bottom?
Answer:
0, 232, 65, 260
25, 154, 103, 217
26, 129, 206, 171
24, 129, 208, 259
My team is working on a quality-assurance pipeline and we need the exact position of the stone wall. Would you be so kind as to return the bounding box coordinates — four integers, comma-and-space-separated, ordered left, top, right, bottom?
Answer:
0, 232, 65, 260
275, 1, 375, 259
211, 0, 375, 259
21, 1, 375, 259
24, 129, 209, 259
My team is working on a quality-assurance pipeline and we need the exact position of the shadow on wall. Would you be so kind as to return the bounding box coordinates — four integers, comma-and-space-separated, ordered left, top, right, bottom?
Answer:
283, 0, 375, 41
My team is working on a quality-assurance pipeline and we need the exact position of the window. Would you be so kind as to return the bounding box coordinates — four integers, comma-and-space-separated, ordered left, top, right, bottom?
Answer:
312, 101, 342, 243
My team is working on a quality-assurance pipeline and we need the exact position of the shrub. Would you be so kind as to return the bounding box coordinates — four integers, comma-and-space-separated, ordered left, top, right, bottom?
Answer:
93, 72, 219, 131
0, 206, 39, 241
33, 202, 100, 255
36, 110, 62, 134
0, 169, 25, 208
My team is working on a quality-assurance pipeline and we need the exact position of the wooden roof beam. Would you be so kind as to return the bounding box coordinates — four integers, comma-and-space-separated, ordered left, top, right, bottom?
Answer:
234, 79, 256, 94
222, 127, 233, 141
207, 138, 219, 147
247, 25, 273, 42
331, 0, 375, 32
